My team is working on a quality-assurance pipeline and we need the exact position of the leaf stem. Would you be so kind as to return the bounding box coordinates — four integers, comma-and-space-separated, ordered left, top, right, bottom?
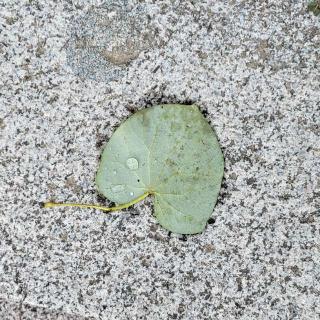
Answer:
44, 192, 150, 212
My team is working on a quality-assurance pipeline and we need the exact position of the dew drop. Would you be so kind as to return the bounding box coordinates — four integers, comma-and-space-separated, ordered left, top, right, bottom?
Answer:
111, 185, 124, 193
126, 157, 139, 170
113, 170, 117, 175
130, 192, 134, 196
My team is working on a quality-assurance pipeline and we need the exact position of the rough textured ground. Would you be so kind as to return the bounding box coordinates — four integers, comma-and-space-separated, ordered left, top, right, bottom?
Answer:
0, 0, 319, 319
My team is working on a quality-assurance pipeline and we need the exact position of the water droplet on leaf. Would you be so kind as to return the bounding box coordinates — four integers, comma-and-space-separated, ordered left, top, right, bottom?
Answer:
126, 157, 139, 170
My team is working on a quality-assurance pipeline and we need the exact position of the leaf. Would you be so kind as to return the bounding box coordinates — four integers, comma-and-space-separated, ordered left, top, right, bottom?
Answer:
96, 104, 224, 234
308, 1, 320, 15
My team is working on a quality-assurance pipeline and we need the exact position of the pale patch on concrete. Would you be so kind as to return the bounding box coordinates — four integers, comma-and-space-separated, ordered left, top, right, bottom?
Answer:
66, 1, 159, 81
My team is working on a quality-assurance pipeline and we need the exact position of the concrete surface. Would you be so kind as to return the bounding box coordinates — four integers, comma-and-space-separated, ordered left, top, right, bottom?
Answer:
0, 0, 319, 319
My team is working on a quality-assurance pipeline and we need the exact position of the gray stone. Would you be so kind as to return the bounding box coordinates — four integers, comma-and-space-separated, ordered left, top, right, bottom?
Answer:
0, 0, 319, 319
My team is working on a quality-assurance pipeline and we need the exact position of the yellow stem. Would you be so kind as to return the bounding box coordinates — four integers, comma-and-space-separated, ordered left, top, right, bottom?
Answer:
44, 192, 150, 212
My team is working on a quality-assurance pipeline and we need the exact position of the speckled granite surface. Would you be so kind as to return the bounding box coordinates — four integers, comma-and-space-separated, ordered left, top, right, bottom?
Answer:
0, 1, 319, 319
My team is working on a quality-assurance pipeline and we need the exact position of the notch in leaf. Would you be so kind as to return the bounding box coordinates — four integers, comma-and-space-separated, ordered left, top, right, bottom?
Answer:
44, 104, 224, 234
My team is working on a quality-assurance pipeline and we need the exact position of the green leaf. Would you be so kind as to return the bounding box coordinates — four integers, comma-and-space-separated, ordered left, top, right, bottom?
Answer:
96, 104, 224, 234
308, 1, 320, 15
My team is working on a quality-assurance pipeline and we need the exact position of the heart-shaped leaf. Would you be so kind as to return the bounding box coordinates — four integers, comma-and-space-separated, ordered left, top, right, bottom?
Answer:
96, 104, 224, 234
